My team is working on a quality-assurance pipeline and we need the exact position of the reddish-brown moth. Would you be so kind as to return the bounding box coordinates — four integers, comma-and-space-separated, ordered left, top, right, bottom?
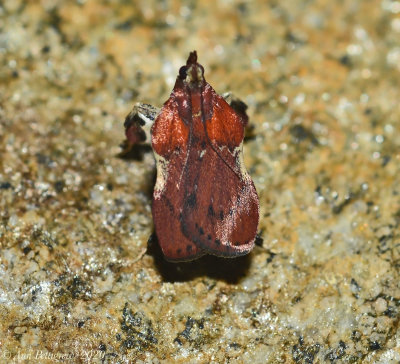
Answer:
124, 51, 259, 262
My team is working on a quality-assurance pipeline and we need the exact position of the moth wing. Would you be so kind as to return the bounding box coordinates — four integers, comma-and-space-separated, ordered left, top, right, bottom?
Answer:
151, 97, 205, 261
152, 194, 205, 261
181, 92, 259, 257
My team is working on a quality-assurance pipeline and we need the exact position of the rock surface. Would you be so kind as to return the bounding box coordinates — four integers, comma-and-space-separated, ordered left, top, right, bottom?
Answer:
0, 0, 399, 363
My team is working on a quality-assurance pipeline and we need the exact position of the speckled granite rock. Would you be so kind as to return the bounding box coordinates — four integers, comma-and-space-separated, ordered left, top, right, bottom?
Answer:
0, 0, 399, 363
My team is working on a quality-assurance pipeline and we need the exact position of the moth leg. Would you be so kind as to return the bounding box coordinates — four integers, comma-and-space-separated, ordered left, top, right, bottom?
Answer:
222, 92, 249, 126
222, 92, 257, 140
121, 103, 160, 154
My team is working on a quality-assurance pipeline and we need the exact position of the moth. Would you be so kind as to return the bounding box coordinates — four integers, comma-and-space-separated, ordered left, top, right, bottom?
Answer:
123, 51, 259, 262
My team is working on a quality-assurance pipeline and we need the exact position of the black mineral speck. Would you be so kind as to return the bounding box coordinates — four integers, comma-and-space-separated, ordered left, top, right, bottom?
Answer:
54, 180, 64, 193
22, 246, 32, 255
339, 54, 351, 66
369, 341, 381, 350
384, 306, 397, 318
292, 337, 320, 364
98, 343, 106, 351
0, 182, 12, 190
325, 340, 346, 362
120, 303, 158, 351
174, 317, 205, 346
290, 124, 319, 145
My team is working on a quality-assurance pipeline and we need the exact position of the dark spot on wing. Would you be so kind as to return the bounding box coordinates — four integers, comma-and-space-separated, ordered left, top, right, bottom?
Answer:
186, 193, 197, 208
165, 198, 175, 213
219, 210, 224, 220
215, 239, 221, 246
208, 204, 215, 217
207, 234, 212, 240
201, 141, 206, 149
186, 245, 193, 252
199, 227, 204, 235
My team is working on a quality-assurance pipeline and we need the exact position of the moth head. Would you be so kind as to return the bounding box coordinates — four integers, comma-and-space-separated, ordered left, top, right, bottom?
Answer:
178, 51, 204, 86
